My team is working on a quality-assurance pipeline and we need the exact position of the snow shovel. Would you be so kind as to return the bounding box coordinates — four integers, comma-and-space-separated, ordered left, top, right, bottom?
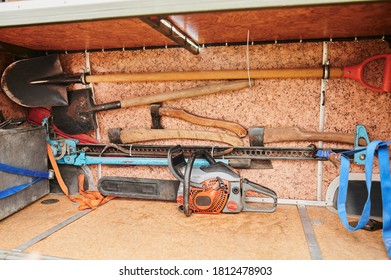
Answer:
2, 54, 390, 107
51, 80, 250, 135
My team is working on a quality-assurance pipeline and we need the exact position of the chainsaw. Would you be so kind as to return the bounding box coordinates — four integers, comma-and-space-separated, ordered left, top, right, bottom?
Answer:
99, 145, 277, 216
167, 145, 277, 216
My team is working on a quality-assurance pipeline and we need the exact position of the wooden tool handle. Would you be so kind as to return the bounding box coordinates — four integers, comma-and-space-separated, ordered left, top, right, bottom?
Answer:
159, 107, 248, 137
86, 68, 343, 83
118, 80, 251, 108
110, 128, 244, 146
263, 127, 367, 145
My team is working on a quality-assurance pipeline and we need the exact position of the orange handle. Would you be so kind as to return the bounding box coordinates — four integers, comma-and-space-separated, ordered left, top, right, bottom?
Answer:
343, 54, 391, 92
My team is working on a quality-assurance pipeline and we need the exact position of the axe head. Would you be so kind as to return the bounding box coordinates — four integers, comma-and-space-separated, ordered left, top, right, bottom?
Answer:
150, 103, 164, 129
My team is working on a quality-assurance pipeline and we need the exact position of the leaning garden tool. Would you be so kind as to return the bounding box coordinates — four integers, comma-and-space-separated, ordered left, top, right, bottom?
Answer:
51, 83, 250, 135
2, 54, 390, 107
0, 54, 250, 107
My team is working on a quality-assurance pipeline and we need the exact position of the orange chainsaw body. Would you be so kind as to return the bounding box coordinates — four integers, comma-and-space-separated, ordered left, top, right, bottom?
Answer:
176, 178, 230, 214
168, 145, 277, 216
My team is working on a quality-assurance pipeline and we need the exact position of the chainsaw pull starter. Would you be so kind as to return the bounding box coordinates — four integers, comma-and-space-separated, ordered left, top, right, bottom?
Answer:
168, 145, 278, 216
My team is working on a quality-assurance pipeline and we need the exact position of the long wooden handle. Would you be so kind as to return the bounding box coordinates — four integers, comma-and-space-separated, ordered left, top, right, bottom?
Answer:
110, 128, 244, 146
158, 107, 248, 137
117, 80, 250, 108
263, 127, 367, 145
86, 68, 344, 83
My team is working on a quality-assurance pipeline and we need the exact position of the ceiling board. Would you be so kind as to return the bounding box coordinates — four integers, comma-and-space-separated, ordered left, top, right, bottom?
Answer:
0, 0, 374, 27
0, 18, 176, 51
169, 2, 391, 44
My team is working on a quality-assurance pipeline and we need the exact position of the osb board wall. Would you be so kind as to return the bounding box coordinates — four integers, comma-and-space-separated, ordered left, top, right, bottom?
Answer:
0, 55, 25, 119
1, 40, 390, 201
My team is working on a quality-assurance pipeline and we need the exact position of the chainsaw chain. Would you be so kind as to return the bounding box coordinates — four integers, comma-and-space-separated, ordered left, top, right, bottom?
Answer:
77, 144, 323, 161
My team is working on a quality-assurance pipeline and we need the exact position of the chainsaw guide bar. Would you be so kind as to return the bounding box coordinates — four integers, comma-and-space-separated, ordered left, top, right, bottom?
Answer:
98, 177, 180, 201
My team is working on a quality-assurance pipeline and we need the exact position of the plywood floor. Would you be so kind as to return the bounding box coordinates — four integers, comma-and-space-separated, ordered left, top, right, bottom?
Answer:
0, 194, 388, 260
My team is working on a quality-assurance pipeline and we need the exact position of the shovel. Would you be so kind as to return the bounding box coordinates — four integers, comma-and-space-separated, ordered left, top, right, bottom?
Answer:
2, 54, 390, 107
51, 80, 251, 135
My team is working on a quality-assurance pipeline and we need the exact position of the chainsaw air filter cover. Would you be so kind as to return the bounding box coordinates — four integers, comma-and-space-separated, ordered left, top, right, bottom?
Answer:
177, 177, 230, 214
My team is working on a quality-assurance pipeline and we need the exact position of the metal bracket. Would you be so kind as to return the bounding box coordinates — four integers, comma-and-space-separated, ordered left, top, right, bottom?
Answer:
140, 16, 200, 55
322, 61, 330, 80
354, 124, 370, 165
248, 127, 264, 146
150, 103, 163, 129
247, 127, 273, 169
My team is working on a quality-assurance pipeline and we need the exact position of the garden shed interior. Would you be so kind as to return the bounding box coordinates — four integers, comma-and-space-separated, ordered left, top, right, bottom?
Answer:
0, 0, 390, 261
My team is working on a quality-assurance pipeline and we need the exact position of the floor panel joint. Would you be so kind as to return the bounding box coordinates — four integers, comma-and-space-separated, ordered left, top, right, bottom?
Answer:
297, 204, 323, 260
12, 209, 92, 252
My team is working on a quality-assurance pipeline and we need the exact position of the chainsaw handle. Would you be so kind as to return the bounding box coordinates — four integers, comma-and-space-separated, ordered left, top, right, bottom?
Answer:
168, 145, 187, 182
181, 149, 217, 217
182, 152, 197, 216
343, 54, 391, 92
241, 179, 277, 213
168, 145, 216, 182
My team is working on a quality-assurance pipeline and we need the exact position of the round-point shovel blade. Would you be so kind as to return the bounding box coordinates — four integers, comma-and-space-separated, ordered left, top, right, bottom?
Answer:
52, 88, 97, 135
0, 55, 69, 107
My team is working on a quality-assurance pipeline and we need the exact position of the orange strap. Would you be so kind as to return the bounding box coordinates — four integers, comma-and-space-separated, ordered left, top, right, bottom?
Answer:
47, 143, 114, 210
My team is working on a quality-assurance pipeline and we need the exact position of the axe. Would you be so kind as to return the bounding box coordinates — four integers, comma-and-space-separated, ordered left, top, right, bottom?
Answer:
109, 104, 367, 146
145, 103, 367, 146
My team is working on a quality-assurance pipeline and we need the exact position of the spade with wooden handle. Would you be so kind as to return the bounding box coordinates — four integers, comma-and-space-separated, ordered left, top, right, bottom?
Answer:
2, 54, 390, 107
51, 80, 251, 135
